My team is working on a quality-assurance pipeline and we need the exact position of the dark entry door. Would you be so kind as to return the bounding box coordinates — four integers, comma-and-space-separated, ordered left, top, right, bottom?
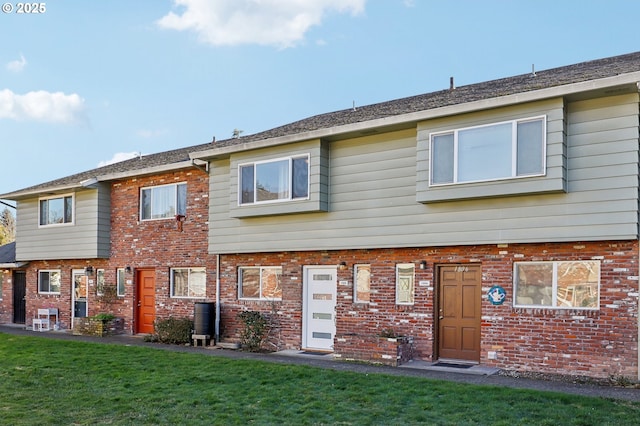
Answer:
13, 271, 26, 324
135, 269, 155, 334
437, 264, 482, 362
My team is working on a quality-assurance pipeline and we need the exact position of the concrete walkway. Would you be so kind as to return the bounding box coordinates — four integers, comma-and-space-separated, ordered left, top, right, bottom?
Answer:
2, 324, 639, 402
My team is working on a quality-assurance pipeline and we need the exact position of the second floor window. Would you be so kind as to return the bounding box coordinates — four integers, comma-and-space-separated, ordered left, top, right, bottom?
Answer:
140, 182, 186, 220
39, 194, 73, 226
239, 155, 309, 205
430, 116, 545, 185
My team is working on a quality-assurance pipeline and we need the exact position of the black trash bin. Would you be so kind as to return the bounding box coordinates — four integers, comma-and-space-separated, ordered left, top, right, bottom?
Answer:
194, 302, 215, 336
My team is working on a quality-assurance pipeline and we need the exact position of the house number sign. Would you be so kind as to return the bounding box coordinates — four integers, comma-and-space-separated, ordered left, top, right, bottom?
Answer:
487, 285, 506, 305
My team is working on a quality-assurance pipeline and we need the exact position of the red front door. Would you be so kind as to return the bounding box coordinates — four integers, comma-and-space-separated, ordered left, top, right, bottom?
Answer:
136, 269, 156, 334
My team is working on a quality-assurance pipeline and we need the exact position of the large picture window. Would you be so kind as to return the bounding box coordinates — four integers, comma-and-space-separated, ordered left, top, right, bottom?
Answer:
396, 264, 415, 305
140, 182, 186, 220
39, 194, 73, 226
514, 260, 600, 309
38, 270, 61, 294
171, 267, 206, 298
430, 116, 545, 185
239, 155, 309, 205
238, 267, 282, 300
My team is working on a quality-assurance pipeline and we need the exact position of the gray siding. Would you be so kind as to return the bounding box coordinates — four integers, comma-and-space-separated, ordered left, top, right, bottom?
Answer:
416, 98, 567, 202
209, 93, 639, 254
16, 186, 111, 260
228, 139, 329, 218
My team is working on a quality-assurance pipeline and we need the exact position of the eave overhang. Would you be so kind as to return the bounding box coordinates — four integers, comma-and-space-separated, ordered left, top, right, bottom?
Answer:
190, 72, 640, 161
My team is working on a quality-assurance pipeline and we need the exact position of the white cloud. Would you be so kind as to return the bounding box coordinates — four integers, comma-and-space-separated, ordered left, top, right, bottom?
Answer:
0, 89, 85, 123
157, 0, 366, 48
98, 152, 140, 167
6, 54, 27, 72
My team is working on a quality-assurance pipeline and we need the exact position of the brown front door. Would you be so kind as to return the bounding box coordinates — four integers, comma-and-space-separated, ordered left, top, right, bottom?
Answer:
135, 269, 156, 334
437, 264, 482, 362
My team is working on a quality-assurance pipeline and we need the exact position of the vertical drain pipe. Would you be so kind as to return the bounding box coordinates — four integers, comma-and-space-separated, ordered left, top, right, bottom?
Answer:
215, 254, 220, 343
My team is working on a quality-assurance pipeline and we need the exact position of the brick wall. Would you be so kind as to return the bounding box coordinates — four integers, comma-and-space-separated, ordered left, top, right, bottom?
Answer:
0, 269, 11, 323
109, 169, 215, 332
12, 168, 214, 334
218, 241, 639, 379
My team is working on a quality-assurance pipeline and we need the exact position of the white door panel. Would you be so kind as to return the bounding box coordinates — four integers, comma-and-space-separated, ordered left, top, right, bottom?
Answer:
303, 267, 337, 351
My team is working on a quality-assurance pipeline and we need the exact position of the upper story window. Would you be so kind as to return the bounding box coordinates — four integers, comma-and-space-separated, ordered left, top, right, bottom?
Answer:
430, 116, 545, 185
39, 194, 73, 226
140, 182, 186, 220
38, 270, 61, 294
514, 260, 600, 309
239, 155, 309, 205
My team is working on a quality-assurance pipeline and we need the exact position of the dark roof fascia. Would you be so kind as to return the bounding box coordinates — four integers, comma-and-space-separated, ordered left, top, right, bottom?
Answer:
191, 70, 640, 161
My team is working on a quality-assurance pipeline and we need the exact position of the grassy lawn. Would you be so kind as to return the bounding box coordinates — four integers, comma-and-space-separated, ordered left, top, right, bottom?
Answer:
1, 333, 638, 425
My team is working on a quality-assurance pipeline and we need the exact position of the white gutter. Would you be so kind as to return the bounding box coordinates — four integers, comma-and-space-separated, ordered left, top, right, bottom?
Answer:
0, 262, 27, 269
215, 254, 220, 343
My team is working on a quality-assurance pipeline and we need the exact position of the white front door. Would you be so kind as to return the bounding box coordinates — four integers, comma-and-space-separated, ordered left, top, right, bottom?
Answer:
303, 266, 337, 351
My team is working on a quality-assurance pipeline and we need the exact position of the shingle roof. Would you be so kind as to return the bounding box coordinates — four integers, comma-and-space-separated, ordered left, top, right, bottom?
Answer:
0, 242, 16, 264
3, 51, 639, 198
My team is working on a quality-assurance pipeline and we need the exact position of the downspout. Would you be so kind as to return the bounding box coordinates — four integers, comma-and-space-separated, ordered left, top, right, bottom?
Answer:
215, 254, 220, 343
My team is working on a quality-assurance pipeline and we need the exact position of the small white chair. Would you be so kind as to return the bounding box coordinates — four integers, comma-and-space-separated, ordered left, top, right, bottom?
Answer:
33, 309, 51, 332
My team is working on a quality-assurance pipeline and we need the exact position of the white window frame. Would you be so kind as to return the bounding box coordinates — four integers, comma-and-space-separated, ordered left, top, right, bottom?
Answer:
170, 267, 207, 299
395, 264, 415, 305
38, 193, 74, 227
238, 266, 283, 300
116, 268, 126, 297
429, 116, 546, 186
238, 154, 310, 205
38, 269, 61, 294
513, 260, 600, 310
353, 264, 371, 303
140, 182, 187, 221
96, 269, 105, 296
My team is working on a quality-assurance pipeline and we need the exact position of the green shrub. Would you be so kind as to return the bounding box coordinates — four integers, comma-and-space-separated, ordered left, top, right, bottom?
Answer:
152, 317, 194, 345
91, 313, 115, 322
237, 311, 268, 352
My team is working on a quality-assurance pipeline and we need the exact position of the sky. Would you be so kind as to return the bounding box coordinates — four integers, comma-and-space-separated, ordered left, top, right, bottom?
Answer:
1, 0, 639, 198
